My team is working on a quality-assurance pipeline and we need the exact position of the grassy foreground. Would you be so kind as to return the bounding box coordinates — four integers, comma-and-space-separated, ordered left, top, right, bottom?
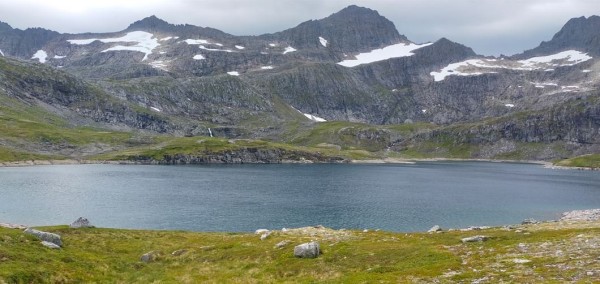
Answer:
1, 221, 600, 283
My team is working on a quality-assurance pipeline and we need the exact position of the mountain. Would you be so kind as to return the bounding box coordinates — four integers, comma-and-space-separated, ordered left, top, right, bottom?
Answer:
519, 15, 600, 58
0, 5, 599, 163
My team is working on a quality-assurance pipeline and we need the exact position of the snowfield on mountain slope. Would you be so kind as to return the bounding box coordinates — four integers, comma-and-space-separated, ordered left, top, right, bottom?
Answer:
431, 50, 593, 81
67, 31, 159, 61
337, 42, 433, 67
31, 50, 48, 63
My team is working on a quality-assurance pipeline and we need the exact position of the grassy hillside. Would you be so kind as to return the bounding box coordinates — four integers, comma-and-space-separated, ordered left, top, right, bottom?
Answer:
1, 221, 600, 283
555, 154, 600, 169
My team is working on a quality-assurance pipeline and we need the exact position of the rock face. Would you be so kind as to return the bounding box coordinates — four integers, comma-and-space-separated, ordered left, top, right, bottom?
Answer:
70, 217, 93, 228
294, 242, 321, 258
24, 228, 62, 247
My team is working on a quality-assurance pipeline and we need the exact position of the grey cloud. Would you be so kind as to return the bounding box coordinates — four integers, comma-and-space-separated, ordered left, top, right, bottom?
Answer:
0, 0, 596, 55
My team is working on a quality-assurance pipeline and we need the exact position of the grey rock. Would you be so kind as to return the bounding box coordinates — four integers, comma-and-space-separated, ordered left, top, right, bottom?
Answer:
171, 249, 187, 256
24, 228, 62, 247
461, 235, 489, 243
521, 218, 538, 225
41, 241, 61, 249
140, 251, 160, 263
275, 240, 291, 249
260, 232, 271, 240
294, 242, 321, 258
69, 217, 93, 228
428, 225, 442, 233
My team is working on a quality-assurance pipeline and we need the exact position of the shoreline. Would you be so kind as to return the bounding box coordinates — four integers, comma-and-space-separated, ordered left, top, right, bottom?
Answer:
0, 157, 596, 170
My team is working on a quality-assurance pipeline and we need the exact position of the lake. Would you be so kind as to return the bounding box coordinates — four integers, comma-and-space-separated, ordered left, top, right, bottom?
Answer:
1, 162, 599, 232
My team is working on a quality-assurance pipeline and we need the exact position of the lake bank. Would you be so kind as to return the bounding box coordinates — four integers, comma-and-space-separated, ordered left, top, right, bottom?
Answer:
2, 209, 600, 283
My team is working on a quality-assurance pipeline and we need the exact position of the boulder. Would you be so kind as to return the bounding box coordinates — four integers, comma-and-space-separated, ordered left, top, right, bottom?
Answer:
428, 225, 442, 233
461, 235, 489, 243
24, 228, 62, 247
70, 217, 94, 228
294, 242, 320, 258
140, 251, 160, 263
521, 218, 538, 225
260, 232, 271, 240
41, 241, 61, 249
255, 229, 269, 235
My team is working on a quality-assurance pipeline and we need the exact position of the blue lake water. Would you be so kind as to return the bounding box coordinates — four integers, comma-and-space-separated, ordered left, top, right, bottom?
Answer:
1, 162, 599, 232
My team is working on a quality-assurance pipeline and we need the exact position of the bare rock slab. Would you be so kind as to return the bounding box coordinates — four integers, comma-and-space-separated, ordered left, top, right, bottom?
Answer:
461, 235, 489, 243
294, 242, 320, 258
24, 228, 62, 247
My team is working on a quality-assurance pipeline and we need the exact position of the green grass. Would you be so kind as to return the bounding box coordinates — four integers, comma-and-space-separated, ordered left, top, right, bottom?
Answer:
2, 222, 600, 283
555, 154, 600, 169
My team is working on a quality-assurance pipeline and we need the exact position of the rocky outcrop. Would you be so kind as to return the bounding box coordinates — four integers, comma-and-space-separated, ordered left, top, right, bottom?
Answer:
70, 217, 93, 228
294, 242, 321, 258
129, 148, 348, 165
24, 228, 62, 247
561, 209, 600, 221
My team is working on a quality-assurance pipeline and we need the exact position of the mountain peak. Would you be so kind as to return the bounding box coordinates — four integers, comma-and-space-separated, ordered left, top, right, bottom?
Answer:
126, 15, 173, 32
519, 15, 600, 57
267, 5, 405, 52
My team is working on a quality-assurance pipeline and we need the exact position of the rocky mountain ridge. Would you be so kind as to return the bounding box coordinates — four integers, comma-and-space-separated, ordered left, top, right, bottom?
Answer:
0, 6, 599, 161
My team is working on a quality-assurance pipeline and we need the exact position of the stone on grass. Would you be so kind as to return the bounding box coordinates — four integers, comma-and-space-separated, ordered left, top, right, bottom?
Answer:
294, 242, 320, 258
461, 235, 489, 243
255, 229, 269, 235
24, 228, 62, 247
275, 240, 291, 249
171, 249, 187, 256
428, 225, 442, 233
260, 231, 271, 240
140, 251, 160, 263
70, 217, 94, 228
41, 241, 61, 249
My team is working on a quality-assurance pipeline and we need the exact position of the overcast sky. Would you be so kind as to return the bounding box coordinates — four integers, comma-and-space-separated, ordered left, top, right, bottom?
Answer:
0, 0, 597, 56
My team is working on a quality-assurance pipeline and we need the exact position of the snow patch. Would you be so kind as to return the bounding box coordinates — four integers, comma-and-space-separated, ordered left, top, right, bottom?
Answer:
260, 52, 268, 55
303, 113, 326, 122
519, 50, 592, 68
0, 49, 4, 56
150, 107, 161, 112
54, 55, 66, 59
68, 31, 159, 61
319, 36, 328, 47
583, 69, 592, 73
193, 54, 205, 60
31, 50, 48, 63
430, 50, 593, 81
269, 43, 278, 47
227, 71, 240, 76
338, 42, 433, 67
235, 45, 245, 50
199, 45, 233, 53
214, 43, 223, 47
184, 39, 209, 45
283, 46, 297, 54
159, 51, 166, 54
261, 66, 274, 70
149, 60, 168, 71
421, 109, 427, 114
505, 104, 515, 108
159, 37, 173, 41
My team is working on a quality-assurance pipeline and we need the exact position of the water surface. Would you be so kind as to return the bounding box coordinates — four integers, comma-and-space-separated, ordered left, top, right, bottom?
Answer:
1, 162, 599, 232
